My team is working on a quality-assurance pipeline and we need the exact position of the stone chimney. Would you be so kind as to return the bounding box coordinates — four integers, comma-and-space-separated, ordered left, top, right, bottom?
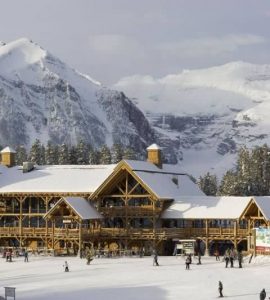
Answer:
0, 146, 16, 167
147, 144, 162, 168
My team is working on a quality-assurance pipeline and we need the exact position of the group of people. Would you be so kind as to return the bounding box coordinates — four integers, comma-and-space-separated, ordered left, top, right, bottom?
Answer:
2, 248, 29, 262
224, 248, 243, 268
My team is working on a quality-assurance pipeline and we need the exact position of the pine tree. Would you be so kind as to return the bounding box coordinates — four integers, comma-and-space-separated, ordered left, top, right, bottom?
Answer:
68, 146, 77, 164
123, 148, 136, 160
218, 170, 239, 196
111, 143, 123, 163
198, 172, 218, 195
15, 145, 28, 165
76, 140, 89, 165
29, 139, 43, 165
45, 141, 55, 165
53, 145, 59, 164
218, 144, 270, 196
89, 148, 99, 164
40, 145, 46, 165
58, 144, 69, 165
99, 145, 111, 164
236, 147, 253, 195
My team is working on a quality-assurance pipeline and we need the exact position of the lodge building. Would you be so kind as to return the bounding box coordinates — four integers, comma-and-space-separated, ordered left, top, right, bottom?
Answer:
0, 144, 269, 255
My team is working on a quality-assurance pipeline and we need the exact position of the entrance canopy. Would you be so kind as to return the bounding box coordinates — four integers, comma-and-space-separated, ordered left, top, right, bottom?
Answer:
44, 197, 102, 221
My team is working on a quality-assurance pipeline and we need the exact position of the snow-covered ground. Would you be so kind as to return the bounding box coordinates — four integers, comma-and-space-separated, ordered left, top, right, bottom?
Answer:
0, 254, 269, 299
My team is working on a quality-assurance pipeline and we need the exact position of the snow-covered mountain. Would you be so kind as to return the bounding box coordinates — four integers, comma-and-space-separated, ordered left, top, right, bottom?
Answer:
0, 38, 155, 153
114, 62, 270, 178
3, 38, 270, 178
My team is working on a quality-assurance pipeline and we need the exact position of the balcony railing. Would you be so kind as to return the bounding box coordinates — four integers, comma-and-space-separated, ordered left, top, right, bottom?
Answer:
0, 226, 250, 239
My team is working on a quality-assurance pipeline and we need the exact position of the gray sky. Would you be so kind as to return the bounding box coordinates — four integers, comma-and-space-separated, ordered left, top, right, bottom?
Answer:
0, 0, 270, 85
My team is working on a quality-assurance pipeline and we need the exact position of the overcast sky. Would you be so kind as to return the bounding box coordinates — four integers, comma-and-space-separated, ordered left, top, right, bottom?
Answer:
0, 0, 270, 85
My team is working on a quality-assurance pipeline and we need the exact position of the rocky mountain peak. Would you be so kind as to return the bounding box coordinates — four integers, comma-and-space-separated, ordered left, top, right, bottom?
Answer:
0, 38, 155, 154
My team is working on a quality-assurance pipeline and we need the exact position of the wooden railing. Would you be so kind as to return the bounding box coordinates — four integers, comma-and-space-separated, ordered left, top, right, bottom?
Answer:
0, 226, 250, 239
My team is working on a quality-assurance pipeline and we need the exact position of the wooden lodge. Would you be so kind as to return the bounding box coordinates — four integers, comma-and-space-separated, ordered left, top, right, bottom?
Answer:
0, 144, 270, 256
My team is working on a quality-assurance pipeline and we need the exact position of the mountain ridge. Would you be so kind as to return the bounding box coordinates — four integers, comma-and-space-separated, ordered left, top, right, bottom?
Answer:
0, 38, 155, 155
114, 61, 270, 178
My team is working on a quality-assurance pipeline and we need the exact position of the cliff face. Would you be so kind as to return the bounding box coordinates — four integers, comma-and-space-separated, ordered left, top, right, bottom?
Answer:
114, 62, 270, 177
0, 38, 155, 153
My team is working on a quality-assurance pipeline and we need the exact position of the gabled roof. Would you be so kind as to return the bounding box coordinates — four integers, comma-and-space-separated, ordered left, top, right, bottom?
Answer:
44, 197, 102, 220
252, 197, 270, 220
91, 159, 203, 200
161, 196, 251, 219
64, 197, 102, 219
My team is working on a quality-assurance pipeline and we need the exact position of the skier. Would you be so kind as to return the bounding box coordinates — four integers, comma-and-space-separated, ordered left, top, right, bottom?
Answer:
197, 252, 202, 265
185, 254, 192, 269
86, 246, 95, 265
237, 251, 243, 268
224, 250, 230, 268
153, 249, 159, 266
6, 250, 10, 262
214, 249, 220, 261
218, 281, 224, 298
24, 250, 29, 262
64, 261, 69, 272
260, 288, 266, 300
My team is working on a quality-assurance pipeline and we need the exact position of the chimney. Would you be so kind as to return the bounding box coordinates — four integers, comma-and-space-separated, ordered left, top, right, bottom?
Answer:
0, 146, 16, 167
147, 144, 162, 168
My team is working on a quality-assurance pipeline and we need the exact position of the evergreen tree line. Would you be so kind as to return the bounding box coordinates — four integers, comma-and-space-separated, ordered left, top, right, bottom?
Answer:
198, 144, 270, 196
15, 139, 137, 166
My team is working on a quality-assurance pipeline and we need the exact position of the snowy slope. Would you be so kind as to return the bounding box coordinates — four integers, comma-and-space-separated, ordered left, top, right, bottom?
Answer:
114, 62, 270, 177
0, 38, 154, 152
0, 255, 269, 300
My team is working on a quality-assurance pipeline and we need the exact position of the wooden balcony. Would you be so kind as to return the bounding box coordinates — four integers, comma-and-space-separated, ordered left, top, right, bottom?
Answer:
159, 227, 249, 239
0, 226, 250, 241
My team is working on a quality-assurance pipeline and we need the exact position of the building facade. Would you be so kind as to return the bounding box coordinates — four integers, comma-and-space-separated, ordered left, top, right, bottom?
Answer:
0, 145, 269, 255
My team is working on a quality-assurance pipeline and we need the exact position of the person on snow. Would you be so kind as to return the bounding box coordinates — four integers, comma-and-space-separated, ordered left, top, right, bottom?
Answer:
214, 249, 220, 261
224, 250, 230, 268
6, 250, 10, 262
218, 281, 224, 298
185, 254, 192, 269
197, 251, 202, 265
153, 249, 159, 266
237, 251, 243, 268
24, 250, 29, 262
259, 288, 266, 300
64, 261, 69, 272
86, 246, 95, 265
229, 249, 234, 268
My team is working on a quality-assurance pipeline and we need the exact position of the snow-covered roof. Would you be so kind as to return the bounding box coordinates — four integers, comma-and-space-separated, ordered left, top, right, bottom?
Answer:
147, 144, 161, 150
162, 196, 251, 219
1, 146, 16, 153
134, 171, 204, 199
124, 160, 186, 175
252, 197, 270, 220
0, 164, 116, 193
121, 160, 203, 199
64, 197, 102, 219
